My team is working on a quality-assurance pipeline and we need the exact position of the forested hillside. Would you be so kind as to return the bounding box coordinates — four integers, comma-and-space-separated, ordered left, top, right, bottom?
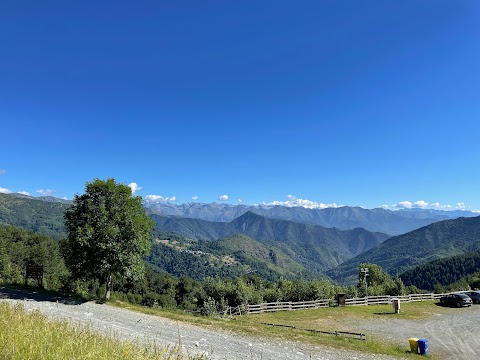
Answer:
328, 215, 480, 284
152, 211, 390, 272
399, 250, 480, 290
0, 193, 68, 239
147, 232, 305, 281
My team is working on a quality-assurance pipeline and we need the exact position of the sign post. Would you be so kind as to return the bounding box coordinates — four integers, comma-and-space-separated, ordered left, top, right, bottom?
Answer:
25, 263, 44, 288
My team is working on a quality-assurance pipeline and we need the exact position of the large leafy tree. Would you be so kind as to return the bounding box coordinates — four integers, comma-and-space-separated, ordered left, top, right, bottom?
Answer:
63, 178, 154, 300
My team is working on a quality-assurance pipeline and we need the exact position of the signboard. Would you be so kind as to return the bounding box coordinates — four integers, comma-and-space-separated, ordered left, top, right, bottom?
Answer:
25, 264, 44, 288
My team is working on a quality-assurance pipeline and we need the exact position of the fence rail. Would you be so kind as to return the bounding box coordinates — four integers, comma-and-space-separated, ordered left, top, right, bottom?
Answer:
243, 291, 462, 314
345, 292, 457, 306
261, 322, 366, 341
246, 299, 329, 314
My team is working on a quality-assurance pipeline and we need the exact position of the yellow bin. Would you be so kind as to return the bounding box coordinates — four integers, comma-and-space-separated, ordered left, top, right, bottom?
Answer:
409, 338, 419, 354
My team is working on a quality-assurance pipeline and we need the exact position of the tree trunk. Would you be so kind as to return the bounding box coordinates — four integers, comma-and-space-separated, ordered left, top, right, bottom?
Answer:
105, 273, 112, 301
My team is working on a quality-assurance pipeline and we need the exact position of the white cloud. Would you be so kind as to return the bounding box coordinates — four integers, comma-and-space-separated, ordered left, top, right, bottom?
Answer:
128, 182, 142, 194
36, 189, 56, 196
0, 169, 6, 175
395, 200, 433, 209
192, 196, 198, 201
456, 202, 466, 210
18, 191, 30, 196
413, 200, 429, 208
238, 198, 243, 203
62, 196, 68, 200
397, 201, 413, 209
429, 202, 451, 209
144, 194, 176, 203
267, 195, 339, 209
219, 194, 229, 201
0, 186, 12, 194
382, 200, 463, 211
145, 195, 163, 202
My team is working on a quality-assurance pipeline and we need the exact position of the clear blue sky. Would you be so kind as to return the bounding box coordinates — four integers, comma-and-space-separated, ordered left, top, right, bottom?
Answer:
1, 1, 479, 210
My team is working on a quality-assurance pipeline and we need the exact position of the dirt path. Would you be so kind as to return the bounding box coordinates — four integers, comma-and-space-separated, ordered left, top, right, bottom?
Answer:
0, 287, 396, 360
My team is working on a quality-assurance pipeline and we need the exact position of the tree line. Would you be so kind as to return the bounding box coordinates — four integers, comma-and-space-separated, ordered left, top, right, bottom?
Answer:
399, 250, 480, 291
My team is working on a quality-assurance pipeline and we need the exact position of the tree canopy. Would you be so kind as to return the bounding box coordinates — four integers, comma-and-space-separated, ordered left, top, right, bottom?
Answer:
63, 178, 154, 299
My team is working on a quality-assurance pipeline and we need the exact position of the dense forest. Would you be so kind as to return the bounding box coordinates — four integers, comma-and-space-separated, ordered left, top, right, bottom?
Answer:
399, 250, 480, 291
0, 226, 68, 288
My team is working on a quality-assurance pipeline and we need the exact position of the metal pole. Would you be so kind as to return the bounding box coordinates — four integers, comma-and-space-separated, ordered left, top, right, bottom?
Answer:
361, 268, 369, 301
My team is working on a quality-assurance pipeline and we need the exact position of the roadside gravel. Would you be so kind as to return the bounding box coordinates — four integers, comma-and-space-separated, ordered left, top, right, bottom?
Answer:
0, 287, 398, 360
357, 304, 480, 360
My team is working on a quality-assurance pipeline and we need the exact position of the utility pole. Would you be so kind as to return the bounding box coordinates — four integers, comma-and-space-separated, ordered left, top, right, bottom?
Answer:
361, 267, 369, 300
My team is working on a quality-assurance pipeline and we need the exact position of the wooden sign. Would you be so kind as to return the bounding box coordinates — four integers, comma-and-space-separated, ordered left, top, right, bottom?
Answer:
25, 264, 44, 288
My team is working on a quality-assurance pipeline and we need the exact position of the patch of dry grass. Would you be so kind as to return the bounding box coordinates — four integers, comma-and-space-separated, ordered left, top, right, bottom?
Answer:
0, 302, 207, 360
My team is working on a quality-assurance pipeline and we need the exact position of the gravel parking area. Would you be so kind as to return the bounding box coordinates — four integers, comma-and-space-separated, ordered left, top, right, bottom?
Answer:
0, 287, 397, 360
357, 304, 480, 359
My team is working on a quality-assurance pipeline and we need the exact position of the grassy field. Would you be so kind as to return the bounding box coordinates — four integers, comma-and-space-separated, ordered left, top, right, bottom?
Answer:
113, 301, 441, 358
0, 302, 206, 360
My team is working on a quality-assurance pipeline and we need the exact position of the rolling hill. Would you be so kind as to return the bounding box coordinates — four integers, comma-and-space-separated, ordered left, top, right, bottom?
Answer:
0, 193, 69, 240
151, 211, 390, 273
327, 215, 480, 284
147, 232, 305, 280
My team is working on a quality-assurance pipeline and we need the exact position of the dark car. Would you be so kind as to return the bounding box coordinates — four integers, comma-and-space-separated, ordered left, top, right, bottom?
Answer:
439, 293, 472, 307
465, 291, 480, 304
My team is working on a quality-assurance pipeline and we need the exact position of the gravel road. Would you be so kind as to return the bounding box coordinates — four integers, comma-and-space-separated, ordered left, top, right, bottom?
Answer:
0, 287, 396, 360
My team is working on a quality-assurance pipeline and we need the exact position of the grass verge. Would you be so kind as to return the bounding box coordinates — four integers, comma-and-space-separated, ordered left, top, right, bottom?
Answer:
0, 302, 206, 360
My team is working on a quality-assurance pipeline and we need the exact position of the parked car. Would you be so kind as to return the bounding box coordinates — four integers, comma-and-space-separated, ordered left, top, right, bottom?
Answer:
465, 291, 480, 304
439, 293, 472, 307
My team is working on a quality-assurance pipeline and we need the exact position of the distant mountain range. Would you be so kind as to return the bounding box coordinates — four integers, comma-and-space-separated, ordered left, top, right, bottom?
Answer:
151, 211, 389, 273
3, 192, 480, 283
145, 201, 477, 235
327, 215, 480, 284
6, 192, 477, 236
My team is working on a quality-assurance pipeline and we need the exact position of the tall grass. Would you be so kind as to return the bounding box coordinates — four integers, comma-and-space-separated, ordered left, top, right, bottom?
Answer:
0, 302, 207, 360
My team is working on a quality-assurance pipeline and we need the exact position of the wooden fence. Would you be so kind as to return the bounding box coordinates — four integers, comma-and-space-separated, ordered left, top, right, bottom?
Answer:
344, 293, 445, 306
260, 322, 366, 341
243, 292, 461, 314
246, 299, 330, 314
